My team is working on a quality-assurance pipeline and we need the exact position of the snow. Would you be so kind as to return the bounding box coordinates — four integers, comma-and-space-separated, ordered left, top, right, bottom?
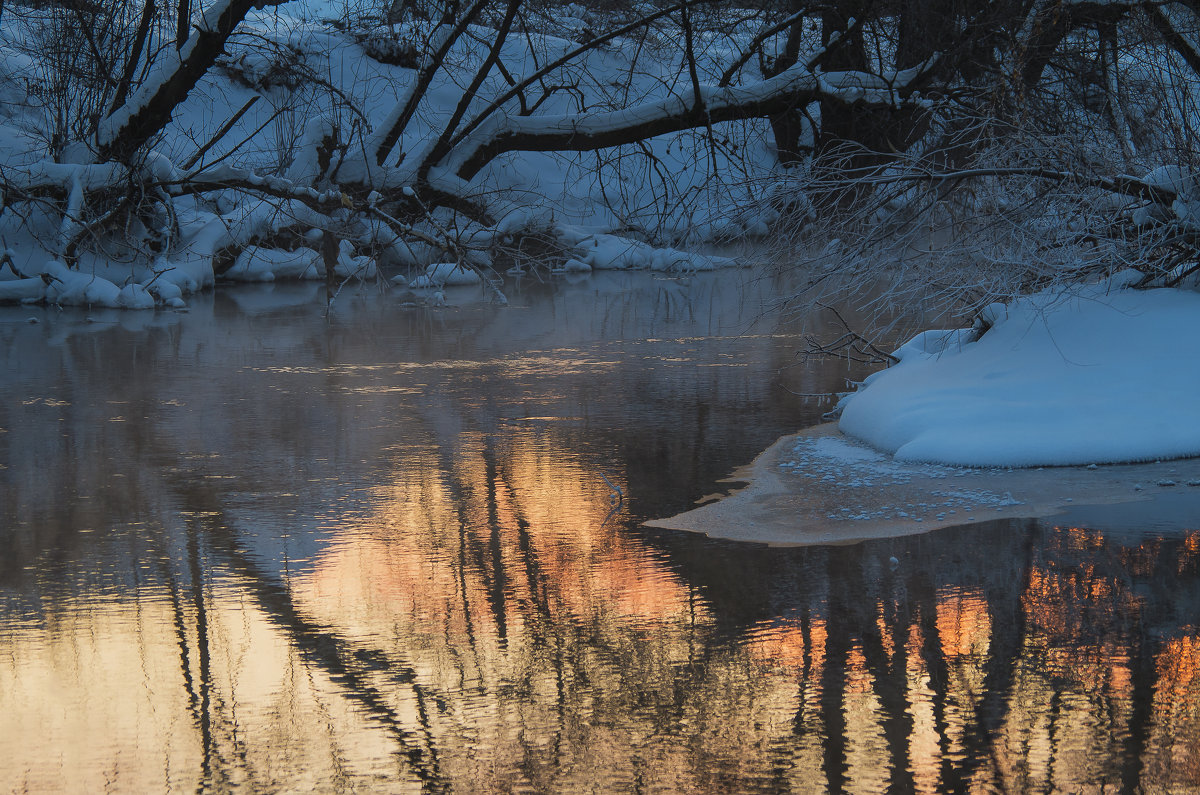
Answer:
226, 247, 322, 282
407, 262, 482, 287
117, 284, 156, 309
335, 242, 378, 280
838, 283, 1200, 467
571, 233, 740, 272
0, 0, 780, 308
147, 279, 187, 308
0, 278, 45, 304
574, 233, 656, 269
556, 258, 592, 273
40, 260, 122, 308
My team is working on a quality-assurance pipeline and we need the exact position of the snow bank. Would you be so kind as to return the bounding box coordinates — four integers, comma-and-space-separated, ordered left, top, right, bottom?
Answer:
838, 284, 1200, 467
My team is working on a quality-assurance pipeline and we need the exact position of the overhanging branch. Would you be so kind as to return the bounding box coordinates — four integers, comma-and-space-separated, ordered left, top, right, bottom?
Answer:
447, 60, 937, 181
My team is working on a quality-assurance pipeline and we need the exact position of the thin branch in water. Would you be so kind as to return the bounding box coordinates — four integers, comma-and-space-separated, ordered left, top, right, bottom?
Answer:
599, 470, 624, 528
801, 302, 899, 365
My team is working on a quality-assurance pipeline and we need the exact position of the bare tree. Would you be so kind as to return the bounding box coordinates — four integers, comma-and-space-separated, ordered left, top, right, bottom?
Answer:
1, 0, 1198, 310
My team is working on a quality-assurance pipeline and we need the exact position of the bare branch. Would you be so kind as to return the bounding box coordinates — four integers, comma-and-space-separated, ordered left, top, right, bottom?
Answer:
370, 0, 492, 166
180, 95, 261, 171
444, 0, 719, 154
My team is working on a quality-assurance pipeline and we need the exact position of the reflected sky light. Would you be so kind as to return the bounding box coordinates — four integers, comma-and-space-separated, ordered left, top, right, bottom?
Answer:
2, 274, 1199, 791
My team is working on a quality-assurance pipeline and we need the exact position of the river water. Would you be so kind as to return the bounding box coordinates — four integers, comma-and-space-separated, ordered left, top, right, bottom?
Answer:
1, 271, 1197, 792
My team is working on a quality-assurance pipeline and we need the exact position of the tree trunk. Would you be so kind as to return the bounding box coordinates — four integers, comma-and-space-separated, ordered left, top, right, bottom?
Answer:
177, 0, 191, 49
97, 0, 289, 164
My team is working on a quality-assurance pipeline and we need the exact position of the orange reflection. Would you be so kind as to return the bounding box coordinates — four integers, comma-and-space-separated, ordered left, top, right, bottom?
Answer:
1147, 634, 1200, 785
905, 618, 943, 795
936, 586, 991, 660
843, 644, 891, 791
7, 468, 1200, 793
302, 431, 701, 634
0, 588, 413, 793
291, 428, 731, 791
742, 617, 825, 673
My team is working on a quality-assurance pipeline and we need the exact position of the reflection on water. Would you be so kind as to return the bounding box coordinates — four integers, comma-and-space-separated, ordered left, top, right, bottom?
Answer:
1, 272, 1198, 792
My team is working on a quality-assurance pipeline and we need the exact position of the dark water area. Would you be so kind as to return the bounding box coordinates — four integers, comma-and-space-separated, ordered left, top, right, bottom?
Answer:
0, 271, 1197, 792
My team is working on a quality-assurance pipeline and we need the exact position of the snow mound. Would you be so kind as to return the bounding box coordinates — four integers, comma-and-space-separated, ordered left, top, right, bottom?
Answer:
0, 278, 45, 304
41, 260, 122, 307
838, 285, 1200, 467
225, 243, 376, 283
574, 234, 656, 269
555, 258, 592, 273
144, 278, 185, 308
408, 262, 482, 288
117, 284, 155, 309
572, 234, 738, 272
226, 247, 322, 282
334, 240, 378, 280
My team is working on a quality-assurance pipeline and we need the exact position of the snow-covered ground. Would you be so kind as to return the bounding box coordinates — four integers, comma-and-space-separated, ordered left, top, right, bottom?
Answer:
838, 278, 1200, 467
0, 0, 777, 311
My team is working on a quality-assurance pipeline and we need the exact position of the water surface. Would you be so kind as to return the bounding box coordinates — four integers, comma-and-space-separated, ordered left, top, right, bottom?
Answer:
1, 272, 1197, 792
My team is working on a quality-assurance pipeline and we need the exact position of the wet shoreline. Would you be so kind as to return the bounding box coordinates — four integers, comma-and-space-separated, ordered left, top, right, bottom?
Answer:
647, 422, 1200, 545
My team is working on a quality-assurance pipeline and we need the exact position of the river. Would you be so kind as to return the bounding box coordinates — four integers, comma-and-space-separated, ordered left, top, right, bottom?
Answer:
1, 271, 1197, 792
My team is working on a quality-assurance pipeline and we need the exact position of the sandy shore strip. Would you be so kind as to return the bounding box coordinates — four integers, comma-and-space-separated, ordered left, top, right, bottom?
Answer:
645, 423, 1200, 546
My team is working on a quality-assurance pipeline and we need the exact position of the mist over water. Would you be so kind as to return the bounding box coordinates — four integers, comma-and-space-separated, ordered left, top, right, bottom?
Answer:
1, 272, 1197, 792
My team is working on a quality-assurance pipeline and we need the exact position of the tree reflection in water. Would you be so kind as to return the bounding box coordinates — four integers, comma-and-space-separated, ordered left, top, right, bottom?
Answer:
0, 275, 1197, 792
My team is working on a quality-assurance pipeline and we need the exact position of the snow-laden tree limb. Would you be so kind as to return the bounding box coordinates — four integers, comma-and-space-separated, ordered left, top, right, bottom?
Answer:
96, 0, 292, 163
181, 164, 357, 210
444, 60, 938, 182
854, 166, 1178, 205
1148, 2, 1200, 73
443, 0, 722, 155
1, 162, 130, 196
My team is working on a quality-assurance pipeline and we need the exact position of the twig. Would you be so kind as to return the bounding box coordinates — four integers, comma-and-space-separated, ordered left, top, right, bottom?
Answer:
598, 470, 624, 528
802, 302, 899, 365
181, 95, 261, 171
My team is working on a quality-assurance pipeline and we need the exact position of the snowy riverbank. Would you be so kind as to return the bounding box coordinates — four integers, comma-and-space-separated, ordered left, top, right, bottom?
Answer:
649, 278, 1200, 544
838, 278, 1200, 467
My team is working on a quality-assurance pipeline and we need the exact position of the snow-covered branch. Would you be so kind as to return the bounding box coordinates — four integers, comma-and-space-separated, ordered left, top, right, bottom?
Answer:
446, 60, 937, 181
1, 162, 130, 196
856, 166, 1178, 204
96, 0, 293, 163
